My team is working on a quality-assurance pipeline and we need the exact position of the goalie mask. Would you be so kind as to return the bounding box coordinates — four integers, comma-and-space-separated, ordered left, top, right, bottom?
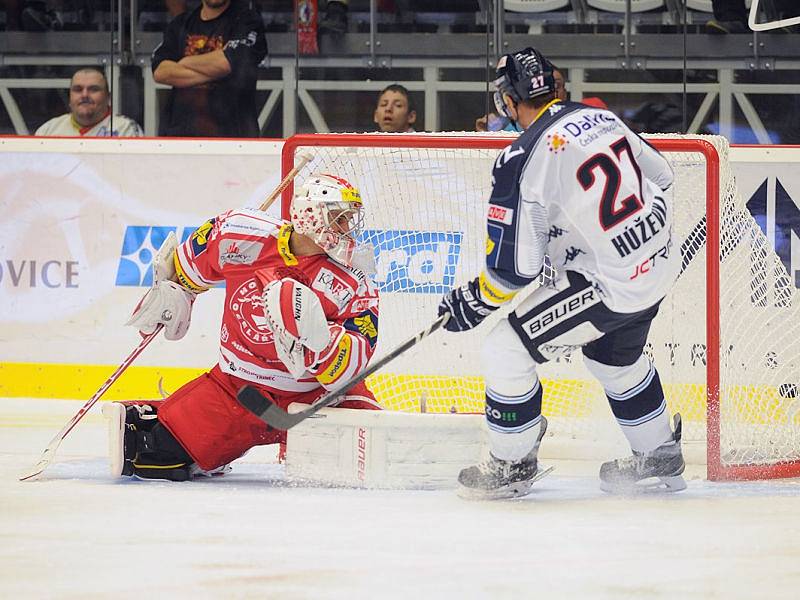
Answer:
290, 174, 368, 268
493, 47, 556, 121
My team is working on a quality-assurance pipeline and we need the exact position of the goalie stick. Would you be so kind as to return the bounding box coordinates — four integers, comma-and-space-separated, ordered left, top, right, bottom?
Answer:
259, 152, 314, 212
237, 312, 451, 431
19, 324, 164, 482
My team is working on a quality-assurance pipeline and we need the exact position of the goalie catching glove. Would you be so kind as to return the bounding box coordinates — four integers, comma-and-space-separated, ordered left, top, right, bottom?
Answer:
127, 231, 196, 341
262, 278, 345, 379
438, 277, 499, 332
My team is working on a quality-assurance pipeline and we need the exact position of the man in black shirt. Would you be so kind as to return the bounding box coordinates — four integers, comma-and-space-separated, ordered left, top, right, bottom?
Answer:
152, 0, 267, 137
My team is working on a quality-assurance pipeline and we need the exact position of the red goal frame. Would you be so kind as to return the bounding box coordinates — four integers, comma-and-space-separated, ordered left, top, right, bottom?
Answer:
281, 133, 800, 482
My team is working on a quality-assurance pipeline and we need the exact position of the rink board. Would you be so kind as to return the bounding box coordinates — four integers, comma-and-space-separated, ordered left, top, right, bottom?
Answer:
1, 137, 800, 429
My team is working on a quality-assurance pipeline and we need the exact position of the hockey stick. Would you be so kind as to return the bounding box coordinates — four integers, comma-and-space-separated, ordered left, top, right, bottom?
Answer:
19, 324, 164, 482
259, 152, 314, 212
237, 312, 451, 431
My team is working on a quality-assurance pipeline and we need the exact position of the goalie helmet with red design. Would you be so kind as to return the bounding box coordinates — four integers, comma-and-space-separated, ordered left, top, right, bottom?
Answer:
290, 173, 366, 267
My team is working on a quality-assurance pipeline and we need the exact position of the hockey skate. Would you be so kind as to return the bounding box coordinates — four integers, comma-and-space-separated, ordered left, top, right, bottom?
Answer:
457, 416, 553, 500
599, 413, 686, 494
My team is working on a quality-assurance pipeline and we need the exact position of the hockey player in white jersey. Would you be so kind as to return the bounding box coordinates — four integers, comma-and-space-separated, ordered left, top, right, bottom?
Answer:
439, 47, 685, 499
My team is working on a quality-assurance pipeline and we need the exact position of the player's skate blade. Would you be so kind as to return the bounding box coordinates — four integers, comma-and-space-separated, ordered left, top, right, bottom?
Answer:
457, 465, 554, 500
599, 473, 686, 494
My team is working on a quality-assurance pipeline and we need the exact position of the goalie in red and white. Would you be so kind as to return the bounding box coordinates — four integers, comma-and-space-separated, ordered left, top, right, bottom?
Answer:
103, 174, 380, 481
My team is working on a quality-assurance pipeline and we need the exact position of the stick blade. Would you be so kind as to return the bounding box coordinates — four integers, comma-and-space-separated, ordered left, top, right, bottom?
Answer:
237, 386, 302, 431
19, 450, 54, 481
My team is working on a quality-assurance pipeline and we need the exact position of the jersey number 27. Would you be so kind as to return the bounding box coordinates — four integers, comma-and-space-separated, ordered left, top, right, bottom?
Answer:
577, 137, 644, 231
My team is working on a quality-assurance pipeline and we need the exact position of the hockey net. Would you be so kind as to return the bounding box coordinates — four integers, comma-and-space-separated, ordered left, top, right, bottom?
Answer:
281, 133, 800, 481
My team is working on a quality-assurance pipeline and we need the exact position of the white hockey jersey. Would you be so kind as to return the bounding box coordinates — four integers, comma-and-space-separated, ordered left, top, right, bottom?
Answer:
481, 99, 680, 313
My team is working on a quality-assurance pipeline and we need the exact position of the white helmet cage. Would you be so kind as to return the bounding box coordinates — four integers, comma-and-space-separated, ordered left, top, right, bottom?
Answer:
290, 173, 366, 266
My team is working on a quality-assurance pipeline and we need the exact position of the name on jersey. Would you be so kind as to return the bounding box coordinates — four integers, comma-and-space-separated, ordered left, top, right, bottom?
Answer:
487, 204, 514, 225
611, 195, 668, 258
518, 287, 600, 338
561, 112, 620, 147
313, 268, 354, 310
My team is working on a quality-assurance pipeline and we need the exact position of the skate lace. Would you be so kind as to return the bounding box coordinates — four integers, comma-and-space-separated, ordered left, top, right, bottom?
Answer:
617, 453, 646, 471
476, 457, 508, 476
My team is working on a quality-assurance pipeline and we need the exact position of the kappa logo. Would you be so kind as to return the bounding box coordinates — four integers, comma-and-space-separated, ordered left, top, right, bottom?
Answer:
116, 225, 196, 286
361, 229, 463, 294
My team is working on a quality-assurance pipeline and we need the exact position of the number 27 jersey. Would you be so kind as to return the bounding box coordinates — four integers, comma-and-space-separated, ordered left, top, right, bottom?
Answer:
486, 100, 680, 313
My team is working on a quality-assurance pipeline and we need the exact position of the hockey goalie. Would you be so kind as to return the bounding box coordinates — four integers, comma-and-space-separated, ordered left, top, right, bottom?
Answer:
103, 174, 381, 481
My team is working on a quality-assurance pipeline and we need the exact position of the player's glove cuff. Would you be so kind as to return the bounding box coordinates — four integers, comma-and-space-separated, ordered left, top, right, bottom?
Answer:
438, 277, 498, 332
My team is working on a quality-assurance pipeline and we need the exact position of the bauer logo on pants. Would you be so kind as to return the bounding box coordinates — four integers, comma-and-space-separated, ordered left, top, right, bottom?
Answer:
361, 229, 463, 294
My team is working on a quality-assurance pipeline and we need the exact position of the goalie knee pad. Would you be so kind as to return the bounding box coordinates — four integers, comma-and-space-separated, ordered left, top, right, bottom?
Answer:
103, 402, 194, 482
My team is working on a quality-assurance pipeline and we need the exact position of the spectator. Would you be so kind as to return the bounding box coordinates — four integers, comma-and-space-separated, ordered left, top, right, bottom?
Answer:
320, 0, 348, 34
35, 68, 143, 137
706, 0, 749, 33
476, 67, 608, 132
374, 84, 417, 133
152, 0, 268, 137
706, 0, 795, 33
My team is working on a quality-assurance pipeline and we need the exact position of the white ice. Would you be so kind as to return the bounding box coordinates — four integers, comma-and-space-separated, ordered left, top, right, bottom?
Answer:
3, 397, 800, 600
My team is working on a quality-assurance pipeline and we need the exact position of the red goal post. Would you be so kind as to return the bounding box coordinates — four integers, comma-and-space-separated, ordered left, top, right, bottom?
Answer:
281, 133, 800, 482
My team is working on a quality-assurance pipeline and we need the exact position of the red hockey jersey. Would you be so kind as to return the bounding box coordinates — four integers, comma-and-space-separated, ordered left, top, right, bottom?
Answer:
173, 208, 379, 396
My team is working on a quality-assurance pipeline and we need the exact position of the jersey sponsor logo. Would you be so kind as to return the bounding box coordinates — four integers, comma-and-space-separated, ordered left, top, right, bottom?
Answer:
313, 268, 355, 310
361, 229, 463, 294
629, 237, 673, 280
345, 311, 378, 347
229, 278, 274, 345
317, 335, 352, 384
560, 112, 621, 147
116, 225, 195, 286
546, 132, 569, 153
219, 239, 263, 267
350, 296, 379, 313
487, 204, 514, 225
190, 219, 216, 259
518, 287, 600, 339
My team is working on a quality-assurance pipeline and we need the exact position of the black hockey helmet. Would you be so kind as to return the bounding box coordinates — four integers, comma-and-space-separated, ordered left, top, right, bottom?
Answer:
493, 47, 556, 117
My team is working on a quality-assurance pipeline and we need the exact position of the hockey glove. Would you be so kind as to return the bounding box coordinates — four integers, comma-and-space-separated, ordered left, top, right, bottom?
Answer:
127, 280, 196, 341
438, 277, 498, 332
262, 278, 338, 378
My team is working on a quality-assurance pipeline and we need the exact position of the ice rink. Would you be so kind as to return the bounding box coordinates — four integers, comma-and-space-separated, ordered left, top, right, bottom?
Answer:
3, 398, 800, 599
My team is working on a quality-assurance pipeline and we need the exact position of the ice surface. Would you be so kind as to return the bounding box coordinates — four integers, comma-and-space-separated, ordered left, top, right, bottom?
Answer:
3, 398, 800, 599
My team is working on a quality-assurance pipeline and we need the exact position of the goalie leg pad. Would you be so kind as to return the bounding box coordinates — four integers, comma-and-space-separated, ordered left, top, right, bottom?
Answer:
285, 408, 487, 490
158, 366, 285, 471
102, 400, 194, 481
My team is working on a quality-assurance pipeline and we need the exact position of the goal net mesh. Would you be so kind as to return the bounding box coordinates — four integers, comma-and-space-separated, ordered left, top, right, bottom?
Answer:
283, 133, 800, 479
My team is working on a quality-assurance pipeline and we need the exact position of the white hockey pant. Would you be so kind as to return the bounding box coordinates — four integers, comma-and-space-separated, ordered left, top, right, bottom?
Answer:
481, 318, 545, 462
